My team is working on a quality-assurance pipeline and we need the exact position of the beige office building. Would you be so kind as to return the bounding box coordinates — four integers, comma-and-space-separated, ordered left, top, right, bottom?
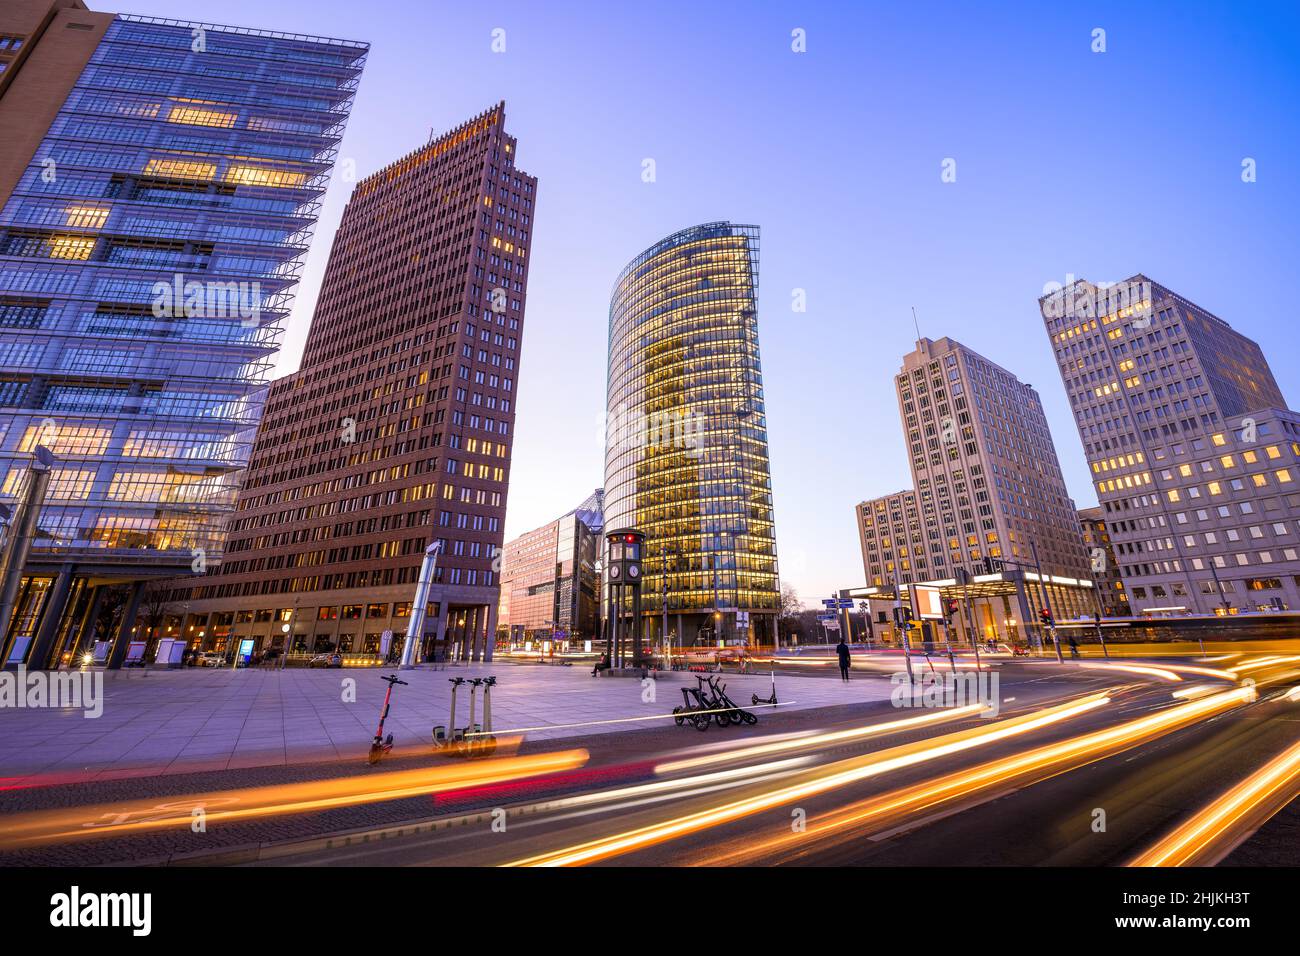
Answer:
852, 337, 1097, 646
1041, 275, 1300, 615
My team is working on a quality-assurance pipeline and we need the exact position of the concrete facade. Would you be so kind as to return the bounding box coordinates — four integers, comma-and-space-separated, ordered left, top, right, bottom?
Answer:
175, 104, 537, 664
1041, 276, 1300, 615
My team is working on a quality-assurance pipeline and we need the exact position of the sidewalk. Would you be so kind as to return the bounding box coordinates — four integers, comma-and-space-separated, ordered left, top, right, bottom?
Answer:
0, 664, 892, 783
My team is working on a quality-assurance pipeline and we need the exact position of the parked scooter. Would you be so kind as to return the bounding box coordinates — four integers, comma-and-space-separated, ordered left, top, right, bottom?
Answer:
475, 676, 498, 756
368, 674, 408, 764
459, 678, 484, 755
433, 677, 465, 749
752, 668, 778, 708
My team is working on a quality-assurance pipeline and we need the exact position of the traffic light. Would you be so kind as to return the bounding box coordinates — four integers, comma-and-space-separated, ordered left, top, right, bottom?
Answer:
893, 606, 914, 629
1039, 608, 1054, 628
945, 598, 960, 619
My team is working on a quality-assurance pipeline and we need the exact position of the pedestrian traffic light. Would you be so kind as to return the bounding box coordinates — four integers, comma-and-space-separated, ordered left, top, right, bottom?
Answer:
945, 598, 960, 619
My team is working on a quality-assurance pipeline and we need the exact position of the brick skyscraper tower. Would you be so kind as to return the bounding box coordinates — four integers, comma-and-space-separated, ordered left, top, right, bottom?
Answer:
181, 103, 536, 663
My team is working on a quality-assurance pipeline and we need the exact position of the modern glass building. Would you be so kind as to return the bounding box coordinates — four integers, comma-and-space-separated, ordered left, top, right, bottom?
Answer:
0, 2, 366, 664
498, 488, 603, 650
604, 222, 780, 648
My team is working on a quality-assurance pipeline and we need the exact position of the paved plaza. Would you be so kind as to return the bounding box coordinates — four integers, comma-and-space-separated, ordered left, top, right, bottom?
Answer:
0, 663, 892, 783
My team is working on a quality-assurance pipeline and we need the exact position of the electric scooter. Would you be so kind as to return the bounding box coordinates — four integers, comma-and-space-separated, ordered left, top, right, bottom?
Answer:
433, 676, 465, 749
477, 676, 498, 756
752, 668, 778, 708
458, 678, 484, 755
708, 675, 758, 725
368, 674, 408, 764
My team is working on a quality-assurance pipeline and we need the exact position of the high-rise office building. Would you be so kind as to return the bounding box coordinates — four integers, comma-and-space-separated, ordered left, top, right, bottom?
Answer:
1078, 505, 1129, 616
855, 489, 927, 588
897, 336, 1090, 590
1041, 275, 1300, 614
0, 1, 366, 664
848, 337, 1095, 645
177, 103, 536, 663
498, 488, 603, 648
604, 222, 780, 647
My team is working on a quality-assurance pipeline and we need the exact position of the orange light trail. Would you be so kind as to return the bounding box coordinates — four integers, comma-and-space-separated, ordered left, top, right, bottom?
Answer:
0, 749, 589, 850
505, 691, 1113, 867
694, 685, 1257, 866
653, 704, 988, 775
1128, 737, 1300, 867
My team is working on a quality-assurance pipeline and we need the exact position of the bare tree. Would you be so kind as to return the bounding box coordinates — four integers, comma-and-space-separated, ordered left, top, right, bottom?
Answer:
92, 587, 128, 644
138, 581, 178, 654
779, 584, 805, 643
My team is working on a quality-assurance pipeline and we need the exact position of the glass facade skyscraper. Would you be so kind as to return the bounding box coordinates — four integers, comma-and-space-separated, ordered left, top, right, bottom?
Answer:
604, 222, 780, 648
0, 4, 366, 662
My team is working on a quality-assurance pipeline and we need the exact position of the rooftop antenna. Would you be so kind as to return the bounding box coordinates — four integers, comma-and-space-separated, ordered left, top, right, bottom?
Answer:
911, 306, 922, 343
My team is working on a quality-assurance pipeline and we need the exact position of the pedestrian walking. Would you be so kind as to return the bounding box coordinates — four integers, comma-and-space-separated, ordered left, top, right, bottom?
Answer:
836, 637, 851, 682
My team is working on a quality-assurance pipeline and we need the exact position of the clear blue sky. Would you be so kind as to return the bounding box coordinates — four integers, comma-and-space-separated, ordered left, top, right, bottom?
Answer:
124, 0, 1300, 607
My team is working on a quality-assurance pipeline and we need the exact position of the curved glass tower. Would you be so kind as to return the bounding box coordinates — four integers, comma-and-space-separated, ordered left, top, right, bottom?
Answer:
604, 222, 780, 648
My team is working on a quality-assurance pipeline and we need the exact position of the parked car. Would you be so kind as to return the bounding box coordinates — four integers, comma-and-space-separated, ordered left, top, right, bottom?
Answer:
309, 652, 343, 669
197, 651, 226, 667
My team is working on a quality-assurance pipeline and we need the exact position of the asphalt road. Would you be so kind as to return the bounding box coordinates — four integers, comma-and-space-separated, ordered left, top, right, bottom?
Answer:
259, 655, 1300, 867
3, 649, 1296, 868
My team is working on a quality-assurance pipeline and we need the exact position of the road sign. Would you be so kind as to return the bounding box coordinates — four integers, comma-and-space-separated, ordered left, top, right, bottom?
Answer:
816, 613, 837, 622
822, 599, 854, 609
823, 619, 841, 631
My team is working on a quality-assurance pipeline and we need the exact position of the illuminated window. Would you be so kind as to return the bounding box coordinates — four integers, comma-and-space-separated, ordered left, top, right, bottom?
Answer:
1220, 455, 1235, 469
19, 424, 110, 456
167, 99, 237, 128
47, 235, 95, 259
64, 205, 108, 229
224, 165, 306, 188
143, 157, 217, 181
1277, 469, 1294, 484
1211, 433, 1226, 446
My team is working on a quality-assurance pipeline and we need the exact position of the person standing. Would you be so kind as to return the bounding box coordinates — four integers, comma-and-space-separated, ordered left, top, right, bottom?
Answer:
836, 637, 851, 682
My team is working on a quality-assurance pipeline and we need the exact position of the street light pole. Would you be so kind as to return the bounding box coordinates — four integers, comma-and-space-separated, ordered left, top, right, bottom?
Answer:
893, 565, 916, 685
660, 544, 671, 667
1030, 540, 1063, 664
279, 597, 299, 670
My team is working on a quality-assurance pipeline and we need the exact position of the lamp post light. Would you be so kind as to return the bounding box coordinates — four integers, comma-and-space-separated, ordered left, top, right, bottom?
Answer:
279, 599, 298, 670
